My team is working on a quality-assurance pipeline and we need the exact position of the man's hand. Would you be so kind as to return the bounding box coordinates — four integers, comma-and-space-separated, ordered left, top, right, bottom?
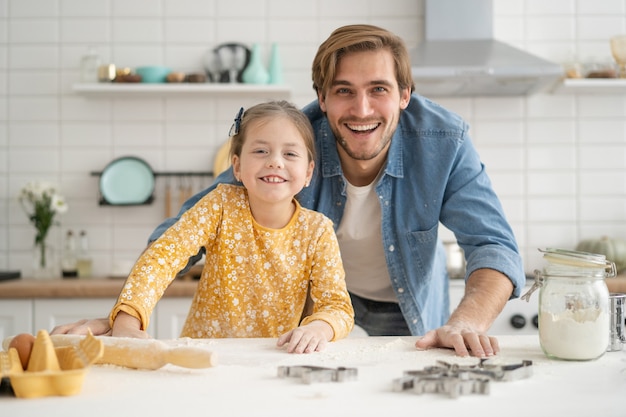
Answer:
50, 318, 111, 336
415, 322, 500, 357
276, 320, 333, 354
414, 268, 513, 357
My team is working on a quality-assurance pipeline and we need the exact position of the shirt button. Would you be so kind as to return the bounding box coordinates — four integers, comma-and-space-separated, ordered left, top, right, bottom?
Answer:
389, 245, 395, 252
397, 287, 404, 294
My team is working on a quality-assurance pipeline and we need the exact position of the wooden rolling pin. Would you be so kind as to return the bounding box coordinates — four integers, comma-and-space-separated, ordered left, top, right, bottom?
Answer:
3, 334, 217, 370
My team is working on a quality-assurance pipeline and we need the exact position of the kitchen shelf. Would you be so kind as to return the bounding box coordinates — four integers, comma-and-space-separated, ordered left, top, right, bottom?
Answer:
72, 83, 292, 98
552, 78, 626, 94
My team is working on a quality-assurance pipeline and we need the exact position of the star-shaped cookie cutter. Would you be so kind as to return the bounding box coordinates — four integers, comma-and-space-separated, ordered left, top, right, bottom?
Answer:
392, 359, 532, 398
277, 365, 358, 384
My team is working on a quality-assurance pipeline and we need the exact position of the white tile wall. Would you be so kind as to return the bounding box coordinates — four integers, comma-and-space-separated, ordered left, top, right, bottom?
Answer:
1, 0, 625, 278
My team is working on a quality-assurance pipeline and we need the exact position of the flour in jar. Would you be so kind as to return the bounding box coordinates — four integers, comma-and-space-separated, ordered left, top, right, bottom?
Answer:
539, 307, 609, 360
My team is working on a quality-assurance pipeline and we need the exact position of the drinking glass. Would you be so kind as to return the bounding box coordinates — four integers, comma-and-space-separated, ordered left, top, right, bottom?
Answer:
610, 35, 626, 78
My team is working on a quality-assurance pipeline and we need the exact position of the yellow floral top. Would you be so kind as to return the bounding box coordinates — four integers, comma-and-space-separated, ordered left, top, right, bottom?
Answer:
109, 184, 354, 340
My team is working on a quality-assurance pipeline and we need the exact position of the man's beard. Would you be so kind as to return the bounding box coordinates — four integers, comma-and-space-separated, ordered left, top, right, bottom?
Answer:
333, 125, 394, 161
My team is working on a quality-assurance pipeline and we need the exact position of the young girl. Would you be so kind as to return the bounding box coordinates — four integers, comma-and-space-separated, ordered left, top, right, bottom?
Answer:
72, 101, 354, 354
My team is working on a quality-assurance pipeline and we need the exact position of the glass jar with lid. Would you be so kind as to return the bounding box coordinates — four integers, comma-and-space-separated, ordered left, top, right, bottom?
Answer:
522, 248, 616, 361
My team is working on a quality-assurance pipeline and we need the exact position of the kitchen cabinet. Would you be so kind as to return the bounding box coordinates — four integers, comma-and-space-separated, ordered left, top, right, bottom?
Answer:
154, 298, 193, 339
0, 278, 198, 339
0, 300, 32, 341
1, 298, 190, 339
72, 83, 291, 98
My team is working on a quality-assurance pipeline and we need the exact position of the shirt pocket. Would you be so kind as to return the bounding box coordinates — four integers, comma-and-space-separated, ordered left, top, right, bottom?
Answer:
405, 224, 439, 277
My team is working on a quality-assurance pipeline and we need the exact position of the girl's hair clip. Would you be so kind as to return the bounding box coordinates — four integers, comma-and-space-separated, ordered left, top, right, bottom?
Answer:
228, 107, 244, 137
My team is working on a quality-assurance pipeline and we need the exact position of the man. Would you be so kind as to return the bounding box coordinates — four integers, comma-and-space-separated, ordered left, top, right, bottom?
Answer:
54, 25, 525, 358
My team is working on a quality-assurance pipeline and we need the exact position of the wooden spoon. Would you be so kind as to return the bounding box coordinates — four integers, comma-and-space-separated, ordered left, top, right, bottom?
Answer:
164, 177, 172, 218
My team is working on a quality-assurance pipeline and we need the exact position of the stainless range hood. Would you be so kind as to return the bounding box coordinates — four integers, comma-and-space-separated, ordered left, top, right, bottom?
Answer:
411, 0, 563, 97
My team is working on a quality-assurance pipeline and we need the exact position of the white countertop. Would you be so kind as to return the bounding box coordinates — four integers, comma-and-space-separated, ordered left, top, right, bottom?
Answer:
2, 335, 624, 417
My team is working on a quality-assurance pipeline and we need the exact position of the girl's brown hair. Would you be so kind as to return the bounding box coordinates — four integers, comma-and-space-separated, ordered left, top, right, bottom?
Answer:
229, 100, 316, 162
312, 24, 415, 97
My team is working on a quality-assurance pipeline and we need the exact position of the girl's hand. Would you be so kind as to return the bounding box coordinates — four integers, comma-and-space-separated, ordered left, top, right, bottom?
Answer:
111, 311, 150, 339
50, 318, 111, 336
276, 320, 333, 354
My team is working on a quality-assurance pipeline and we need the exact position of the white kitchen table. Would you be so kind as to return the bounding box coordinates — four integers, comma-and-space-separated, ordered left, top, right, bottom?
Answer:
1, 335, 624, 417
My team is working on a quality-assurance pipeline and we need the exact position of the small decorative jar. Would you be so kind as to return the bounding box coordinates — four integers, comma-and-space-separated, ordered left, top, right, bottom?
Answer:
523, 248, 615, 361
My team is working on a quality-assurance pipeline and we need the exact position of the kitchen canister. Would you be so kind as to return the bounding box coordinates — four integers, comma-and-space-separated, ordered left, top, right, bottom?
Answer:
522, 248, 615, 361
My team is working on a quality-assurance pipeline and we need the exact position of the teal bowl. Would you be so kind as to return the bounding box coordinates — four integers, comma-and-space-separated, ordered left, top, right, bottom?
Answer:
135, 66, 172, 83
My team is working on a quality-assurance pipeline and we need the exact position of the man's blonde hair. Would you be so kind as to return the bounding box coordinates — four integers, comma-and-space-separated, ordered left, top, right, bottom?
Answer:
312, 24, 415, 97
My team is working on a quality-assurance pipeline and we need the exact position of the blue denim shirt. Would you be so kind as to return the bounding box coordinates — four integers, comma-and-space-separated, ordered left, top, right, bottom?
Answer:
150, 94, 525, 335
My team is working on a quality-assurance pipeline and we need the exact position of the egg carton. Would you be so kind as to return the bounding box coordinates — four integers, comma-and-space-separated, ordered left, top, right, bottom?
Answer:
0, 330, 103, 398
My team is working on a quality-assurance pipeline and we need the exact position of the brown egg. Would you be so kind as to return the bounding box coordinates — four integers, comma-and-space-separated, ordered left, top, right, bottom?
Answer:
8, 333, 36, 369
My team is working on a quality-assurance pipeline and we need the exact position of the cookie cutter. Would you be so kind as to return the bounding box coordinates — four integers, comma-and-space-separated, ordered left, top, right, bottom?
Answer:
277, 365, 358, 384
392, 359, 532, 398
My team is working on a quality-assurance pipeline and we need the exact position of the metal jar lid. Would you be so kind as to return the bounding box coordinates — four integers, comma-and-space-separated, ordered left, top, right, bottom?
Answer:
540, 248, 616, 273
521, 248, 616, 302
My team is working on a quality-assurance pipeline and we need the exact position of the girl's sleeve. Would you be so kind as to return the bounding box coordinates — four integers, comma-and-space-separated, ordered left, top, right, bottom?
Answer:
109, 193, 219, 331
300, 218, 354, 340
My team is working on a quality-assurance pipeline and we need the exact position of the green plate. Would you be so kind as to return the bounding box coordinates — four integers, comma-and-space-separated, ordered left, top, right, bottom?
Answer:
100, 157, 155, 205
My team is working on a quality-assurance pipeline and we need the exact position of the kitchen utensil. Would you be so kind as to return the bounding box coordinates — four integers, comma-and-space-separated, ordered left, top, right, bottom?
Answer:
178, 177, 187, 208
203, 49, 223, 82
46, 334, 217, 370
392, 359, 532, 398
214, 43, 250, 83
164, 177, 172, 218
608, 292, 625, 351
99, 156, 155, 205
135, 66, 172, 83
610, 35, 626, 78
277, 365, 358, 384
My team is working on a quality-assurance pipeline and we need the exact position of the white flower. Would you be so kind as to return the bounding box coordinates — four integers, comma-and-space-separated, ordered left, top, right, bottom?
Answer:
18, 180, 68, 246
51, 194, 68, 214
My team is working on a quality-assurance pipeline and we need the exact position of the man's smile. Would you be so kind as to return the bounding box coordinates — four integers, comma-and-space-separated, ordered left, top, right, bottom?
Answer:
346, 122, 380, 133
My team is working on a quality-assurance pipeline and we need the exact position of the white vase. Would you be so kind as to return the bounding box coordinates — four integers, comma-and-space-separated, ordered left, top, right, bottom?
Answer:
33, 239, 57, 279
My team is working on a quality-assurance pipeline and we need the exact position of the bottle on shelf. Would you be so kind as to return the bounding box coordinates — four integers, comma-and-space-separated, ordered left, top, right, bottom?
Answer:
61, 230, 78, 278
77, 230, 93, 278
80, 47, 101, 83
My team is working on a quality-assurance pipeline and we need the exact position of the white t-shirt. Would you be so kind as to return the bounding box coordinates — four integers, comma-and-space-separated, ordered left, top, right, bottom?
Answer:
336, 178, 398, 303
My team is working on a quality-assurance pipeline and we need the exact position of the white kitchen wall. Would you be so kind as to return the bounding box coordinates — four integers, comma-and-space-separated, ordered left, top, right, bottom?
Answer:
0, 0, 625, 278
